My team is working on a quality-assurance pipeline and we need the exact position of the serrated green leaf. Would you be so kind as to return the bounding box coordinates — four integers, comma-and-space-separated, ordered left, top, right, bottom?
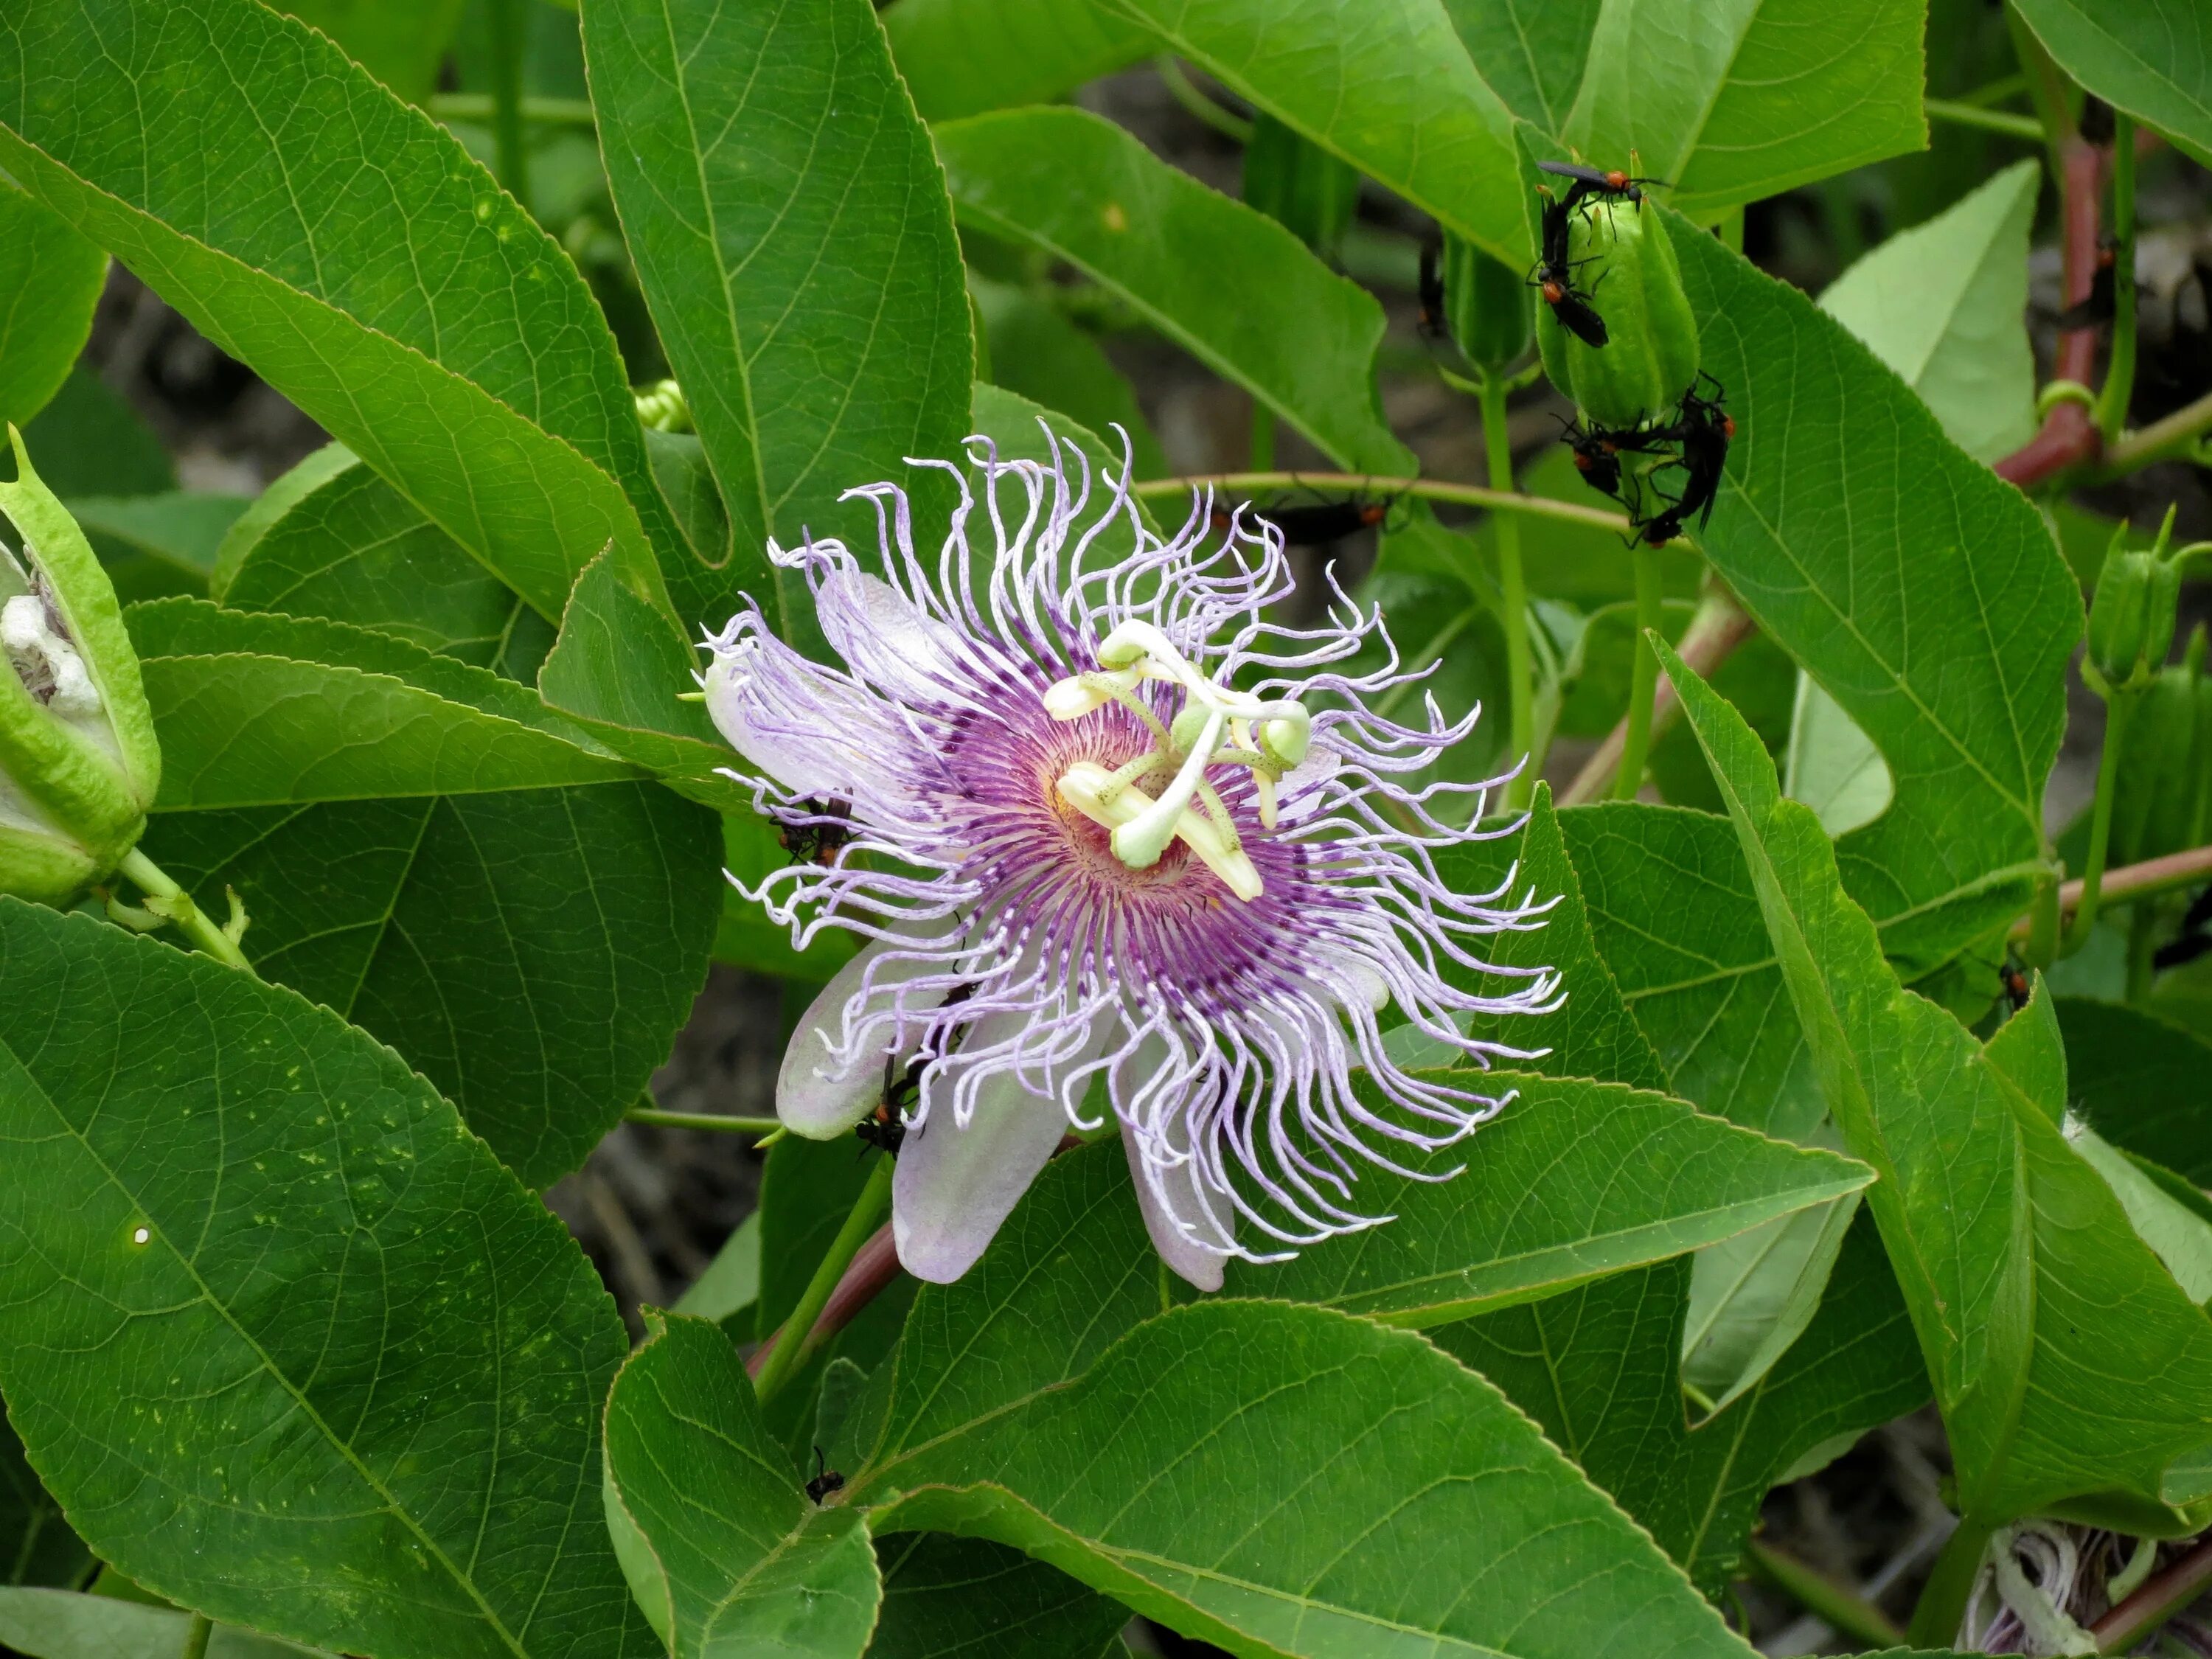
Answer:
0, 187, 105, 430
857, 1297, 1755, 1659
603, 1313, 882, 1659
936, 108, 1412, 474
1563, 0, 1927, 220
1664, 640, 2212, 1526
0, 1418, 86, 1590
0, 901, 654, 1658
1675, 220, 2079, 970
582, 0, 973, 638
872, 1533, 1131, 1659
2011, 0, 2212, 168
219, 450, 552, 678
2058, 998, 2212, 1186
1234, 1069, 1871, 1325
1095, 0, 1528, 263
1820, 160, 2039, 465
883, 0, 1155, 120
0, 0, 683, 628
1439, 0, 1600, 132
18, 369, 173, 499
1438, 1208, 1927, 1599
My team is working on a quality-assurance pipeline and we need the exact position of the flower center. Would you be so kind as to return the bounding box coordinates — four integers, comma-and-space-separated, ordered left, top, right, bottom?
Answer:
1041, 621, 1309, 902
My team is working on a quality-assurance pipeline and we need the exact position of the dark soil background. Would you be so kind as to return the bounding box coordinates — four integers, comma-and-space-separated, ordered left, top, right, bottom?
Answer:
65, 50, 2212, 1652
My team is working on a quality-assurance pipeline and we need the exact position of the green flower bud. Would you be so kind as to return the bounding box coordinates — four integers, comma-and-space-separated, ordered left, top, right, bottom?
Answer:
633, 378, 692, 434
1536, 198, 1699, 428
2084, 519, 2182, 698
2108, 624, 2211, 866
1242, 113, 1360, 260
1441, 234, 1532, 372
0, 427, 160, 903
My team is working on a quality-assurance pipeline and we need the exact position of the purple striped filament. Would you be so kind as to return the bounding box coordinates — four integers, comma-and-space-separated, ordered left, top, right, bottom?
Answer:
703, 431, 1559, 1288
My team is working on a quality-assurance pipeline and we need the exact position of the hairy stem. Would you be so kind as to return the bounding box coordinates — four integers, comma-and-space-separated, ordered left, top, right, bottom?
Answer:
2063, 694, 2135, 953
1477, 369, 1536, 808
1614, 543, 1666, 800
751, 1155, 894, 1405
1746, 1540, 1905, 1649
117, 848, 249, 971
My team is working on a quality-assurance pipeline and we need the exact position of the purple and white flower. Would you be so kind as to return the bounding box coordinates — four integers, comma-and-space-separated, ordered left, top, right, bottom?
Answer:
703, 434, 1558, 1289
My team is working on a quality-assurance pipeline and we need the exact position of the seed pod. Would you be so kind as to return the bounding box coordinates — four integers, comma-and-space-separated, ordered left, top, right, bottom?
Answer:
2084, 525, 2182, 698
1441, 234, 1532, 372
1536, 198, 1700, 428
0, 426, 160, 902
1242, 113, 1360, 259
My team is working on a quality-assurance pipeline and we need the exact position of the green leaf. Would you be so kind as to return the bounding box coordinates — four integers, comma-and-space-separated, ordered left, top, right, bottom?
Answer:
855, 1297, 1756, 1659
936, 108, 1413, 473
1563, 0, 1928, 220
972, 277, 1168, 479
127, 599, 639, 808
672, 1212, 760, 1326
872, 1533, 1131, 1659
1783, 674, 1893, 838
18, 369, 173, 498
1663, 640, 2212, 1526
0, 0, 682, 627
1818, 159, 2039, 465
0, 1590, 330, 1658
1437, 1208, 1928, 1599
0, 900, 653, 1658
273, 0, 467, 102
0, 1418, 86, 1590
1095, 0, 1528, 263
2057, 997, 2212, 1185
2011, 0, 2212, 167
603, 1312, 882, 1659
1674, 220, 2080, 969
582, 0, 973, 637
219, 449, 553, 678
1234, 1069, 1872, 1325
2067, 1125, 2212, 1305
70, 493, 249, 605
0, 187, 105, 429
1439, 0, 1600, 133
883, 0, 1155, 120
715, 810, 860, 978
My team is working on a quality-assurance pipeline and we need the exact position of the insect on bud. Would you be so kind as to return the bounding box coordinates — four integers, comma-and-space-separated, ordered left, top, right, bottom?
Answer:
1440, 234, 1532, 372
1536, 196, 1700, 430
0, 427, 161, 903
2084, 517, 2183, 700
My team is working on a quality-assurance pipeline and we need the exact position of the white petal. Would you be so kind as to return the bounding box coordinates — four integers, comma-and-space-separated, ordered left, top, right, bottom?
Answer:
702, 631, 907, 802
1122, 1121, 1235, 1293
1274, 745, 1343, 824
776, 938, 951, 1138
892, 1012, 1091, 1283
815, 569, 984, 705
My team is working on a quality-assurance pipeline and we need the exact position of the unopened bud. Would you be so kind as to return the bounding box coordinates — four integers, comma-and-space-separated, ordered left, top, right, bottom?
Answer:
1441, 236, 1532, 372
1242, 114, 1360, 260
2084, 515, 2182, 699
0, 427, 160, 903
1537, 196, 1700, 429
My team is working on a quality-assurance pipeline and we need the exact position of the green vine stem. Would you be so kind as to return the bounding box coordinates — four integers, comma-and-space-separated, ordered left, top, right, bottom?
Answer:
1476, 368, 1537, 809
2101, 386, 2212, 475
2062, 693, 2137, 954
1249, 405, 1276, 472
1155, 56, 1253, 144
2096, 113, 2138, 447
1615, 550, 1666, 800
1562, 586, 1753, 807
117, 848, 250, 971
751, 1154, 894, 1405
625, 1107, 784, 1137
1907, 1514, 1997, 1649
181, 1613, 213, 1659
485, 0, 531, 204
1129, 472, 1635, 537
428, 94, 595, 128
1923, 98, 2043, 142
1745, 1540, 1906, 1649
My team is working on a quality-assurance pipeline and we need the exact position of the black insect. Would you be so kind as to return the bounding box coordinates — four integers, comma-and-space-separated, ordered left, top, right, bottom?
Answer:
1999, 954, 2033, 1012
1633, 503, 1688, 546
1537, 158, 1669, 216
855, 1097, 907, 1158
1659, 372, 1734, 532
1214, 495, 1395, 548
1557, 415, 1624, 498
778, 799, 854, 866
2056, 239, 2120, 330
2153, 885, 2212, 971
1417, 239, 1447, 341
805, 1446, 845, 1504
1530, 186, 1609, 347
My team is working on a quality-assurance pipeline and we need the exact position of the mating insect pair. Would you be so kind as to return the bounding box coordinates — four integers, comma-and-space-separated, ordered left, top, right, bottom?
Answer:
1528, 160, 1666, 348
1211, 494, 1396, 549
1559, 370, 1735, 544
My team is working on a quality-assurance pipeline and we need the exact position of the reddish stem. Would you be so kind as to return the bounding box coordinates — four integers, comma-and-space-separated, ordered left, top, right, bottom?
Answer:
1994, 137, 2110, 489
745, 1222, 900, 1381
2092, 1537, 2212, 1652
